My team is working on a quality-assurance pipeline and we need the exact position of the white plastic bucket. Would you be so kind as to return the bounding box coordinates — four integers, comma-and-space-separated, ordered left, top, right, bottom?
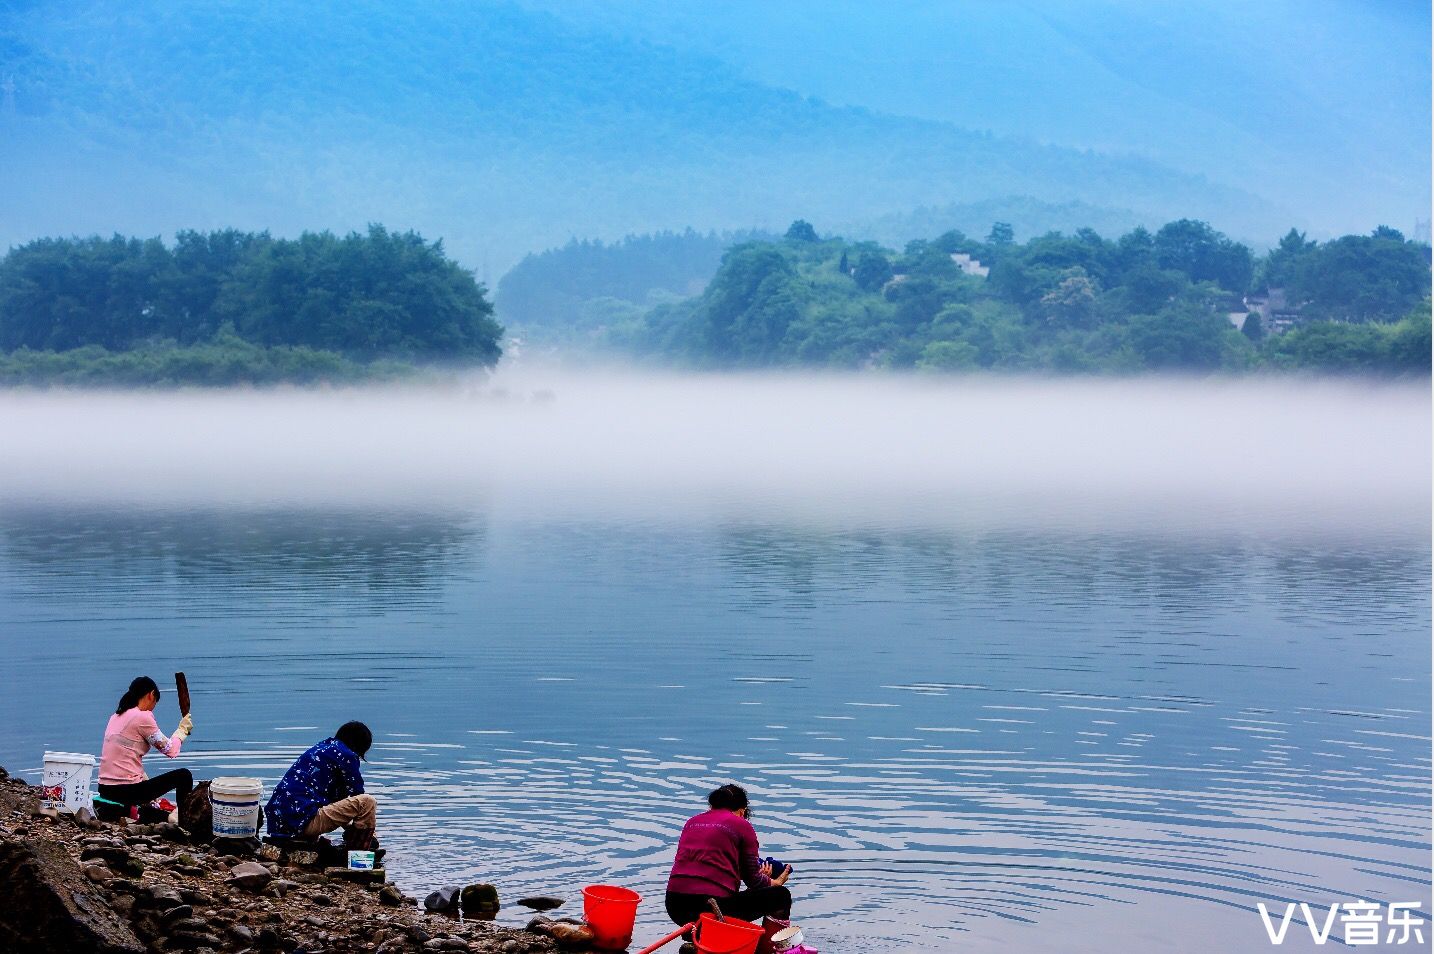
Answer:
41, 751, 96, 813
210, 776, 263, 838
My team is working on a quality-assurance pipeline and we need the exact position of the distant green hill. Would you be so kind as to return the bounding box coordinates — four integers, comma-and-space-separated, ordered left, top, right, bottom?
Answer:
614, 220, 1431, 375
496, 229, 772, 336
3, 1, 1286, 274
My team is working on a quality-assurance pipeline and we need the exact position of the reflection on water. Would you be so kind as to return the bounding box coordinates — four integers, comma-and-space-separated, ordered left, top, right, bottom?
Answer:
0, 508, 1427, 953
0, 508, 481, 609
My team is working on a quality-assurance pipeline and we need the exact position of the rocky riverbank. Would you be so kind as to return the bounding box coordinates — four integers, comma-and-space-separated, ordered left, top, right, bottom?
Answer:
0, 767, 607, 954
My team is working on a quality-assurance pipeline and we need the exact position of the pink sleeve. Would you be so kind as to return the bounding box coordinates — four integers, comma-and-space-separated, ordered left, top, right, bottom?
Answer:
137, 710, 183, 758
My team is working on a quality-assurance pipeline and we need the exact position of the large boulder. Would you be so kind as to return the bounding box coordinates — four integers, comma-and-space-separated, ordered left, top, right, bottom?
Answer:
0, 835, 145, 954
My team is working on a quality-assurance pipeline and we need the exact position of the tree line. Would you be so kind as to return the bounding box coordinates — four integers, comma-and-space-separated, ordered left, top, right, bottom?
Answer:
612, 219, 1430, 374
0, 225, 503, 384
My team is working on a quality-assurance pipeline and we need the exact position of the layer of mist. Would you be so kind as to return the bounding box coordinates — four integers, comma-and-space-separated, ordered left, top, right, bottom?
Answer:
0, 374, 1426, 536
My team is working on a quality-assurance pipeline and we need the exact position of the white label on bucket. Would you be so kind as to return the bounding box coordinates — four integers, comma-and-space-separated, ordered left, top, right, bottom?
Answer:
348, 850, 375, 870
211, 798, 261, 838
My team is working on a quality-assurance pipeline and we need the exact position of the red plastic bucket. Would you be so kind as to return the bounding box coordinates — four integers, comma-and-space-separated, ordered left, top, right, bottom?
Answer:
582, 884, 642, 950
694, 913, 764, 954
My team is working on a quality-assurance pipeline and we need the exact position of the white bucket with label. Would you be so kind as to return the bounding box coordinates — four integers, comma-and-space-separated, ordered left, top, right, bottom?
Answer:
210, 776, 263, 838
41, 751, 96, 813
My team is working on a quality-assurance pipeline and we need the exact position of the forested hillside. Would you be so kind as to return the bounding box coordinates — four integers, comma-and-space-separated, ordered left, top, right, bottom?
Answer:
615, 221, 1431, 375
0, 226, 501, 384
2, 1, 1283, 273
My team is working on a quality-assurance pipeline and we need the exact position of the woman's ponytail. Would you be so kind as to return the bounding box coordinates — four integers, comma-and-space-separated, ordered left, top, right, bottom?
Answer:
115, 676, 160, 715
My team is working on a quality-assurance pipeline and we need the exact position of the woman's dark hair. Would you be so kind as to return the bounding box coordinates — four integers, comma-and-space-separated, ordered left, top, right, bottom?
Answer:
708, 783, 750, 813
335, 721, 373, 759
116, 676, 160, 715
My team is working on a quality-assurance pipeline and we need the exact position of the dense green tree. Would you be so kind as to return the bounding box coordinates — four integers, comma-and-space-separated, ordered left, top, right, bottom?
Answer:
784, 220, 819, 242
1127, 303, 1244, 370
987, 222, 1015, 246
1152, 219, 1254, 292
853, 251, 894, 292
1287, 230, 1431, 322
693, 244, 802, 364
0, 226, 502, 367
1256, 227, 1317, 291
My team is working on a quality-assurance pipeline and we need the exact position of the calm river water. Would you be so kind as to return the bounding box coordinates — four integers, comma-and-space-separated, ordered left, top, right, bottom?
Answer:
0, 377, 1428, 952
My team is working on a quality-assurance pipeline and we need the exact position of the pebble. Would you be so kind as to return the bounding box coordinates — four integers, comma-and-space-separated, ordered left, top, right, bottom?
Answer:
228, 860, 275, 892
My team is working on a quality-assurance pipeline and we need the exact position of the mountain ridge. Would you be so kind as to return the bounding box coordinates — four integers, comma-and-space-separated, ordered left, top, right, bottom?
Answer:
3, 0, 1294, 274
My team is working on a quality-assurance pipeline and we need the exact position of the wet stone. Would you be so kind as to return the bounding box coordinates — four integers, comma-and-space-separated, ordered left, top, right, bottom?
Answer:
425, 885, 461, 913
516, 896, 564, 912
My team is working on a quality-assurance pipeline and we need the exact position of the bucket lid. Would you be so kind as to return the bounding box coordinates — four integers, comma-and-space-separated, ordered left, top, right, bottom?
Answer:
210, 776, 263, 794
43, 751, 96, 764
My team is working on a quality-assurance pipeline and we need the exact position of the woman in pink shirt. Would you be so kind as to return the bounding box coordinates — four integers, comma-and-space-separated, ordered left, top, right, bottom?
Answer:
98, 676, 194, 820
665, 783, 794, 927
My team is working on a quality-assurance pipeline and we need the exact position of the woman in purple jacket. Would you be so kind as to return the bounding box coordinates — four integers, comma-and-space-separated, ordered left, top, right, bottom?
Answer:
665, 783, 793, 926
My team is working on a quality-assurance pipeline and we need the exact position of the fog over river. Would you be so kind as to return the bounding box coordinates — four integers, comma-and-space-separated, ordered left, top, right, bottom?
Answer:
0, 374, 1427, 952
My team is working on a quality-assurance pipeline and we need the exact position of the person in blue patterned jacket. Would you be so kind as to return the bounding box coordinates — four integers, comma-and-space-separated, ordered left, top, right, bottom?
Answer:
265, 721, 377, 850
